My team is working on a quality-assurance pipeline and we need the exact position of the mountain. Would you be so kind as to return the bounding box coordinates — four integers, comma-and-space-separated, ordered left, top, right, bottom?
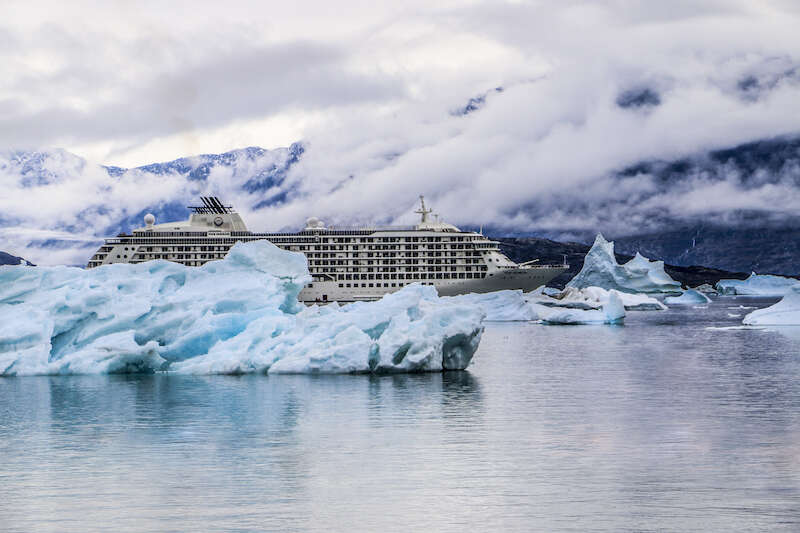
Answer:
502, 135, 800, 276
496, 237, 749, 289
0, 251, 33, 266
4, 133, 800, 273
597, 136, 800, 275
0, 143, 305, 259
105, 142, 305, 234
612, 226, 800, 277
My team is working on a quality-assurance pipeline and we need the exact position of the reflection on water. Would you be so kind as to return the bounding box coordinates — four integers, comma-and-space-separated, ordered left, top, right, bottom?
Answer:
2, 297, 800, 532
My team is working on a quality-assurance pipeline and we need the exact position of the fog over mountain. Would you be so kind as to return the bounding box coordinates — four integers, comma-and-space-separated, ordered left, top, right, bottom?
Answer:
2, 1, 800, 268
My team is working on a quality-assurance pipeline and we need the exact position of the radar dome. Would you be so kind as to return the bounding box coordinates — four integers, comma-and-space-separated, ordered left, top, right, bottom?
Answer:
305, 217, 325, 230
144, 213, 155, 226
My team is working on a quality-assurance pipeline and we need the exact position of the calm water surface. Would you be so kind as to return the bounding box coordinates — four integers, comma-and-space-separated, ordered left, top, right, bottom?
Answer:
2, 297, 800, 532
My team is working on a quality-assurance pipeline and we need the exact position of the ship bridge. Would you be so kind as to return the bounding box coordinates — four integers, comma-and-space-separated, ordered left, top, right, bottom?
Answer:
133, 196, 249, 234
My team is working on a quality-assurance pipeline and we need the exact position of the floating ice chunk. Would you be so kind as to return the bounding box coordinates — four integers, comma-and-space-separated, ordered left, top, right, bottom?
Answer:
716, 273, 800, 296
537, 291, 625, 325
664, 289, 712, 305
615, 292, 668, 311
566, 234, 681, 294
444, 290, 539, 321
692, 283, 718, 294
0, 241, 484, 375
742, 287, 800, 325
529, 286, 666, 311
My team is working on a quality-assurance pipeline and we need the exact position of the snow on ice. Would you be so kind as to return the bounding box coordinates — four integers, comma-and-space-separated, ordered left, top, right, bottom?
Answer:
0, 241, 484, 375
566, 234, 682, 294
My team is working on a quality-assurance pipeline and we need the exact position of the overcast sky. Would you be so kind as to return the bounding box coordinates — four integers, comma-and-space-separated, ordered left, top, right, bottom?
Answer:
2, 0, 800, 264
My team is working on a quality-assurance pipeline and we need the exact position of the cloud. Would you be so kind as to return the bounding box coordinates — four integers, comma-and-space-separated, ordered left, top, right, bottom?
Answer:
2, 1, 800, 265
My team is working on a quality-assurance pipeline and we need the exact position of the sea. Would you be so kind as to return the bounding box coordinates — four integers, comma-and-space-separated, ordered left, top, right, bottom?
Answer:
2, 296, 799, 532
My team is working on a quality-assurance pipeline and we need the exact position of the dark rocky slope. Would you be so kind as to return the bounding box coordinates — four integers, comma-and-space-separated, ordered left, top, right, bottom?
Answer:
0, 251, 32, 266
495, 237, 751, 289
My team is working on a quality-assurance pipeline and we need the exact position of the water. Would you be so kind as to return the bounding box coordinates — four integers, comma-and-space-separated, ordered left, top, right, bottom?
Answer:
2, 297, 800, 532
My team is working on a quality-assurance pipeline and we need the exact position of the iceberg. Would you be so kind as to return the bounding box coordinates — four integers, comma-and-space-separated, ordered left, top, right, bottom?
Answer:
529, 286, 666, 311
742, 287, 800, 325
716, 273, 800, 296
566, 234, 682, 294
664, 289, 712, 305
537, 291, 625, 325
0, 241, 484, 376
444, 290, 539, 321
442, 287, 631, 324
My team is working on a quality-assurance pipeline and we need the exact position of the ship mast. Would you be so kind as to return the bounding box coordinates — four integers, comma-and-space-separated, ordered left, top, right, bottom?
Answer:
415, 195, 433, 224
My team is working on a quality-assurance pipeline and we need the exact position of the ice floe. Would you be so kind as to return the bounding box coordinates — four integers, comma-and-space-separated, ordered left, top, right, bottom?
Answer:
445, 287, 631, 324
537, 291, 625, 325
444, 290, 539, 321
530, 286, 666, 311
716, 273, 800, 296
664, 289, 712, 305
566, 234, 681, 294
742, 287, 800, 326
0, 241, 484, 376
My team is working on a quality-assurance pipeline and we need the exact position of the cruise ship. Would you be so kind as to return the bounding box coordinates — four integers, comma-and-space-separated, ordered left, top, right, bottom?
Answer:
87, 196, 568, 302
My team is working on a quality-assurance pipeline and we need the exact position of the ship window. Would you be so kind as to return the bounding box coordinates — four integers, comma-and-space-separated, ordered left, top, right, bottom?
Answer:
338, 284, 343, 288
369, 283, 374, 287
361, 283, 366, 287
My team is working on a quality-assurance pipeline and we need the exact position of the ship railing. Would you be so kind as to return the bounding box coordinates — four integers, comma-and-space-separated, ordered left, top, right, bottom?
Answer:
326, 225, 417, 232
517, 263, 569, 269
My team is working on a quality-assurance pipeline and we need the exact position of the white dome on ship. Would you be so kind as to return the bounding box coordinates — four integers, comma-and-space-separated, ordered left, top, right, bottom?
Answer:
144, 213, 155, 226
305, 217, 325, 229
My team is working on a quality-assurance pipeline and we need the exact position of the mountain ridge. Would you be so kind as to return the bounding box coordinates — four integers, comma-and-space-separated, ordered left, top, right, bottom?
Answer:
0, 251, 33, 266
4, 134, 800, 273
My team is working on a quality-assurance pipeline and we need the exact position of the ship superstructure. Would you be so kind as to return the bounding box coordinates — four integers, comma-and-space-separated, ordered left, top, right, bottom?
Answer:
88, 196, 567, 302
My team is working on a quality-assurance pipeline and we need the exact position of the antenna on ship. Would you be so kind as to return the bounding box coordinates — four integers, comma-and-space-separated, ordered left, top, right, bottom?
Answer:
189, 196, 233, 214
415, 195, 433, 223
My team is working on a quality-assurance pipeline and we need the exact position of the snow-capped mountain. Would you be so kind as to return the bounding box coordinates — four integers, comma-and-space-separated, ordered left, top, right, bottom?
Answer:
3, 134, 800, 274
0, 142, 306, 266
